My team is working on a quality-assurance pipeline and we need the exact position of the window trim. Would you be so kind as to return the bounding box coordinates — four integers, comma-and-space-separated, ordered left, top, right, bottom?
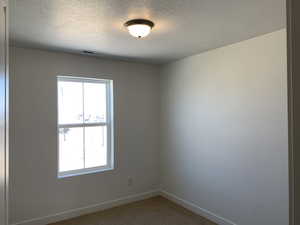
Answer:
57, 76, 114, 178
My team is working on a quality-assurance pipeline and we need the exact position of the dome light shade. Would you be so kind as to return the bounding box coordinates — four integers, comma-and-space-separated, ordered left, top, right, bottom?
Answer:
124, 19, 154, 38
127, 24, 151, 38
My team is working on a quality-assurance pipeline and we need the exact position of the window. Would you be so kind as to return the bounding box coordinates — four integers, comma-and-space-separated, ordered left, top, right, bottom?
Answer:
57, 76, 114, 177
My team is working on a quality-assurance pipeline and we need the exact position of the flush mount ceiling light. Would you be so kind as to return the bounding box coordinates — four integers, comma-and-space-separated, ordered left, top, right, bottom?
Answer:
124, 19, 155, 39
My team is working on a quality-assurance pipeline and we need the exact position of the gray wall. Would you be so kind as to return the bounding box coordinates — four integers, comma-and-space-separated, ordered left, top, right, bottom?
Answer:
160, 29, 289, 225
9, 47, 160, 224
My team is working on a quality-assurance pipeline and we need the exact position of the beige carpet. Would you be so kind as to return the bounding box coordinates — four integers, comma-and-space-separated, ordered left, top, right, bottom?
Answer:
49, 196, 217, 225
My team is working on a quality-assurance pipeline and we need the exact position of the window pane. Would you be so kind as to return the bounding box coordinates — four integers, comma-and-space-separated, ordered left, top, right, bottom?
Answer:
85, 126, 107, 168
59, 127, 84, 172
84, 82, 106, 123
58, 81, 83, 124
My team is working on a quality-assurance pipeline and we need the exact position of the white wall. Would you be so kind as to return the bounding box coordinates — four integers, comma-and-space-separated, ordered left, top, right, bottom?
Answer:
10, 29, 289, 225
9, 47, 160, 224
160, 30, 289, 225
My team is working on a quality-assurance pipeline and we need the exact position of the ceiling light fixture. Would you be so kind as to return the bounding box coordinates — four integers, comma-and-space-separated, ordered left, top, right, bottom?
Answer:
124, 19, 154, 39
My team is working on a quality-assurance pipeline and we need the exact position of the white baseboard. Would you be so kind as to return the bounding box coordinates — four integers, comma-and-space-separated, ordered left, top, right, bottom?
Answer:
12, 190, 160, 225
11, 189, 236, 225
160, 190, 237, 225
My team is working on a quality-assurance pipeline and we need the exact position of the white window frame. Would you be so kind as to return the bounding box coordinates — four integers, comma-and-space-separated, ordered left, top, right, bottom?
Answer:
57, 76, 114, 178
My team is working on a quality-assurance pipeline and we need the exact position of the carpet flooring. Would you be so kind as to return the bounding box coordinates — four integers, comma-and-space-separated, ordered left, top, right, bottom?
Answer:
49, 196, 217, 225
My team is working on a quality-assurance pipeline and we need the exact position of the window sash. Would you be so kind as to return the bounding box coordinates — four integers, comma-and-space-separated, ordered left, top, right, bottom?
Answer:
58, 76, 112, 125
57, 124, 113, 178
57, 76, 114, 178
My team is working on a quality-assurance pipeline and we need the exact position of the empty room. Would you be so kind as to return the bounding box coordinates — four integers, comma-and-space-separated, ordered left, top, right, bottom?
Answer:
1, 0, 296, 225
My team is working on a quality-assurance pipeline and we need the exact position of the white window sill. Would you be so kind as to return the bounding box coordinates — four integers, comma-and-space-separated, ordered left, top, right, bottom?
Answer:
58, 167, 114, 179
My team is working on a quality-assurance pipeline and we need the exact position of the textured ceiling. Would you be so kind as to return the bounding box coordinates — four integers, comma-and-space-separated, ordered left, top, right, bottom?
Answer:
10, 0, 286, 64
